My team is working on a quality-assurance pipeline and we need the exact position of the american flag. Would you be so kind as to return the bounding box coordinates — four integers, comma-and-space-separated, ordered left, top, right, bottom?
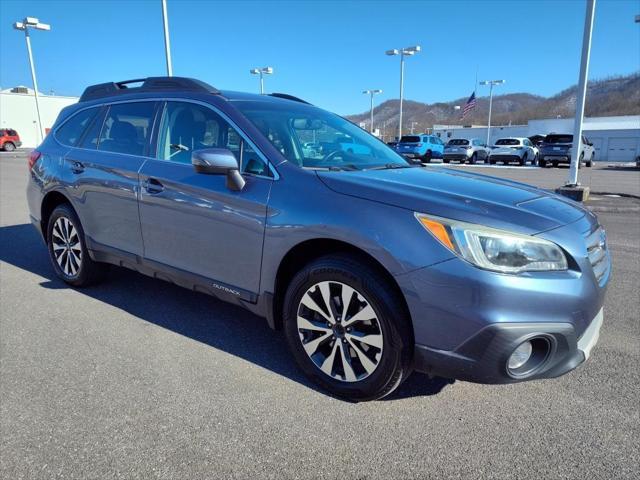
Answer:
461, 91, 477, 119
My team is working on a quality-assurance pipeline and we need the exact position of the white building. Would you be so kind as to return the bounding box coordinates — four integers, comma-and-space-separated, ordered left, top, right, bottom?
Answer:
0, 86, 78, 148
434, 115, 640, 162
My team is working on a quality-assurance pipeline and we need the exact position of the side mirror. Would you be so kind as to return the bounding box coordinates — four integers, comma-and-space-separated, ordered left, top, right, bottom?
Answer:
192, 148, 246, 191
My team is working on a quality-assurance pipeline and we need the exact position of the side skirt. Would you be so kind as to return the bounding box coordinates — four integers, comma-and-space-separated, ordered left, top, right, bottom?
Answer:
85, 237, 266, 313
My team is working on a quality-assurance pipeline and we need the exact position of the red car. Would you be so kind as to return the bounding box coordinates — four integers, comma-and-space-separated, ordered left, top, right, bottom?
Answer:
0, 129, 22, 151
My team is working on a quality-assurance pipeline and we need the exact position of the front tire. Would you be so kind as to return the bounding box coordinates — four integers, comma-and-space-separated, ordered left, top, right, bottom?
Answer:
3, 142, 15, 152
469, 153, 477, 164
47, 204, 107, 287
283, 255, 413, 401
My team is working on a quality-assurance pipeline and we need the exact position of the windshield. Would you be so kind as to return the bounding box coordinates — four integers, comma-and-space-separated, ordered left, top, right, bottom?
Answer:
495, 139, 521, 146
233, 100, 408, 170
447, 139, 469, 146
399, 136, 421, 143
544, 134, 573, 144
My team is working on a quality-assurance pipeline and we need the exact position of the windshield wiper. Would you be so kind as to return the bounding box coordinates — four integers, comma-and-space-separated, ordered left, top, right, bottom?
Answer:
366, 163, 414, 170
328, 164, 361, 171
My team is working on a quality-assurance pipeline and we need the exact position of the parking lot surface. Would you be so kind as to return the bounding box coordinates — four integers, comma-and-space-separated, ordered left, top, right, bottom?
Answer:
1, 152, 639, 479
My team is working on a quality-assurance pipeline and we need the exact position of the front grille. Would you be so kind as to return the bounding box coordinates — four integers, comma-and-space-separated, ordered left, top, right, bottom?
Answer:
585, 226, 610, 286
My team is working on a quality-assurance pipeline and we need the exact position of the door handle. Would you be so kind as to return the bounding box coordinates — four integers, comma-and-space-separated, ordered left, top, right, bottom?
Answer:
144, 178, 165, 194
70, 161, 85, 174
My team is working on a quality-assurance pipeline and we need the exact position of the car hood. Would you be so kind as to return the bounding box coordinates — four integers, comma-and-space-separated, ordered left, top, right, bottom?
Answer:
317, 167, 589, 234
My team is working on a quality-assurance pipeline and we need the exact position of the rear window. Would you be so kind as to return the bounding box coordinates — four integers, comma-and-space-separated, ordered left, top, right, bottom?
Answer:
55, 108, 99, 146
544, 134, 573, 144
399, 136, 421, 143
495, 139, 521, 146
447, 139, 469, 146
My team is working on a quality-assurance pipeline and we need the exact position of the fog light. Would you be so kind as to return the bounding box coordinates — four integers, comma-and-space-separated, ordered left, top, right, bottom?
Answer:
508, 341, 533, 370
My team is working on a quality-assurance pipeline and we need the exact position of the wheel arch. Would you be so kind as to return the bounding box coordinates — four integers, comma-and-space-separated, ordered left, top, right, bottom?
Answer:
270, 238, 412, 334
40, 190, 75, 242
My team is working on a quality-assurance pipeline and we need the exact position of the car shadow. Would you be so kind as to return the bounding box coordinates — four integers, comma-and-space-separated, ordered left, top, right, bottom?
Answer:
0, 223, 454, 401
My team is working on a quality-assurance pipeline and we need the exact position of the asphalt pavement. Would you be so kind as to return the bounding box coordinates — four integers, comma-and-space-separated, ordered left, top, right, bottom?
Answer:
1, 152, 639, 479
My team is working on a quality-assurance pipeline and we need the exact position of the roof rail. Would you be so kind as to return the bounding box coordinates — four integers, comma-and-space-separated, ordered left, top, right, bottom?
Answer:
269, 93, 312, 105
79, 77, 219, 102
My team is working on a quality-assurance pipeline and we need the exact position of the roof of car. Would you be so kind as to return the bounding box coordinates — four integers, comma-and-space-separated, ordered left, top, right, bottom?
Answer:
78, 77, 312, 106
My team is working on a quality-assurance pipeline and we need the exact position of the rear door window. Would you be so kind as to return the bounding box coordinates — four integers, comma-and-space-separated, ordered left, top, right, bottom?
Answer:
98, 102, 157, 156
56, 108, 99, 146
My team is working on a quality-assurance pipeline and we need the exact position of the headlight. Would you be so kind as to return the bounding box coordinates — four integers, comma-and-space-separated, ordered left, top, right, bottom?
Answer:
415, 213, 568, 273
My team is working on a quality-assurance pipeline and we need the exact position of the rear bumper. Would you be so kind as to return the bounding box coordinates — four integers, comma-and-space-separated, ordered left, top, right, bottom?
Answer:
541, 154, 570, 163
489, 154, 522, 163
413, 309, 603, 383
443, 154, 469, 162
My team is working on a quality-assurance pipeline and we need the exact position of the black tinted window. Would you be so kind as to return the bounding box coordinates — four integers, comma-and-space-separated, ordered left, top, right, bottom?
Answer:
56, 108, 99, 146
400, 136, 421, 143
448, 139, 469, 146
495, 139, 520, 146
98, 102, 156, 156
545, 135, 573, 144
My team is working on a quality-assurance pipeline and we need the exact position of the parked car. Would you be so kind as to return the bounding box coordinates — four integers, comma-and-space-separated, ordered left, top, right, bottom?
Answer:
27, 76, 610, 401
528, 134, 546, 148
538, 133, 594, 168
488, 137, 538, 166
443, 138, 489, 164
0, 128, 22, 151
394, 134, 444, 163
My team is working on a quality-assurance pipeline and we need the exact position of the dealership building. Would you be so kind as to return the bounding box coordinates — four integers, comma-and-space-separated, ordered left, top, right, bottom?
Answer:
434, 115, 640, 162
0, 86, 78, 148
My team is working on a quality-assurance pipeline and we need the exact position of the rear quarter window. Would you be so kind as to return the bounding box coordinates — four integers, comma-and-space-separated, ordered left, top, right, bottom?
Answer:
55, 108, 99, 146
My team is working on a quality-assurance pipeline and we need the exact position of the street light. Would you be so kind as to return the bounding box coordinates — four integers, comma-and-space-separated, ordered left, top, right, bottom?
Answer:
14, 17, 50, 143
362, 89, 382, 133
479, 79, 505, 146
386, 45, 421, 141
250, 67, 274, 94
161, 0, 173, 76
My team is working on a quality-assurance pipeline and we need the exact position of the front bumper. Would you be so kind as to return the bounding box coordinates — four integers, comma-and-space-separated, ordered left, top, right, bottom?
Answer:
413, 309, 603, 383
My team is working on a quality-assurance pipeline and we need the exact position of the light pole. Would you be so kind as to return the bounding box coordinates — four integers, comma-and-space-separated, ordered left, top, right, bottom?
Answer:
386, 45, 421, 141
479, 79, 505, 146
566, 0, 596, 188
13, 17, 50, 143
250, 67, 274, 94
161, 0, 173, 76
362, 89, 382, 133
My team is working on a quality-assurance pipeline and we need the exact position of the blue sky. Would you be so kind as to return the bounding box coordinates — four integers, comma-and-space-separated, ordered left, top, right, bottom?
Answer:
2, 0, 638, 115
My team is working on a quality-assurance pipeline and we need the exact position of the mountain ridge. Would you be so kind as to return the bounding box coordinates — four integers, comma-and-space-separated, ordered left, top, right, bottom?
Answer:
346, 73, 640, 134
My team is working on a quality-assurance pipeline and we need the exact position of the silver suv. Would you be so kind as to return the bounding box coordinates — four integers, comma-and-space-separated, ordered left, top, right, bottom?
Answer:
443, 138, 489, 164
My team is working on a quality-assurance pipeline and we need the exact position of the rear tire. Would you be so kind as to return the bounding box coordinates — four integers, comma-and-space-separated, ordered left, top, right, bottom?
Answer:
552, 161, 559, 168
519, 153, 527, 166
469, 153, 477, 164
46, 204, 108, 287
539, 159, 547, 168
283, 255, 413, 401
423, 150, 432, 163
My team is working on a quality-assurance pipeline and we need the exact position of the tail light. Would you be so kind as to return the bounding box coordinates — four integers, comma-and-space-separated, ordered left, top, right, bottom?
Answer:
28, 150, 41, 171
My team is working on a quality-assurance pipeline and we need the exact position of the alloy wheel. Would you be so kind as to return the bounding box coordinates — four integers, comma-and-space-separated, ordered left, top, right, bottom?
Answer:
296, 281, 384, 382
51, 217, 82, 276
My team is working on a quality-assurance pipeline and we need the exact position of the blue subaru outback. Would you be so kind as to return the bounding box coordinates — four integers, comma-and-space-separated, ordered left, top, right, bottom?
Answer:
27, 77, 610, 401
